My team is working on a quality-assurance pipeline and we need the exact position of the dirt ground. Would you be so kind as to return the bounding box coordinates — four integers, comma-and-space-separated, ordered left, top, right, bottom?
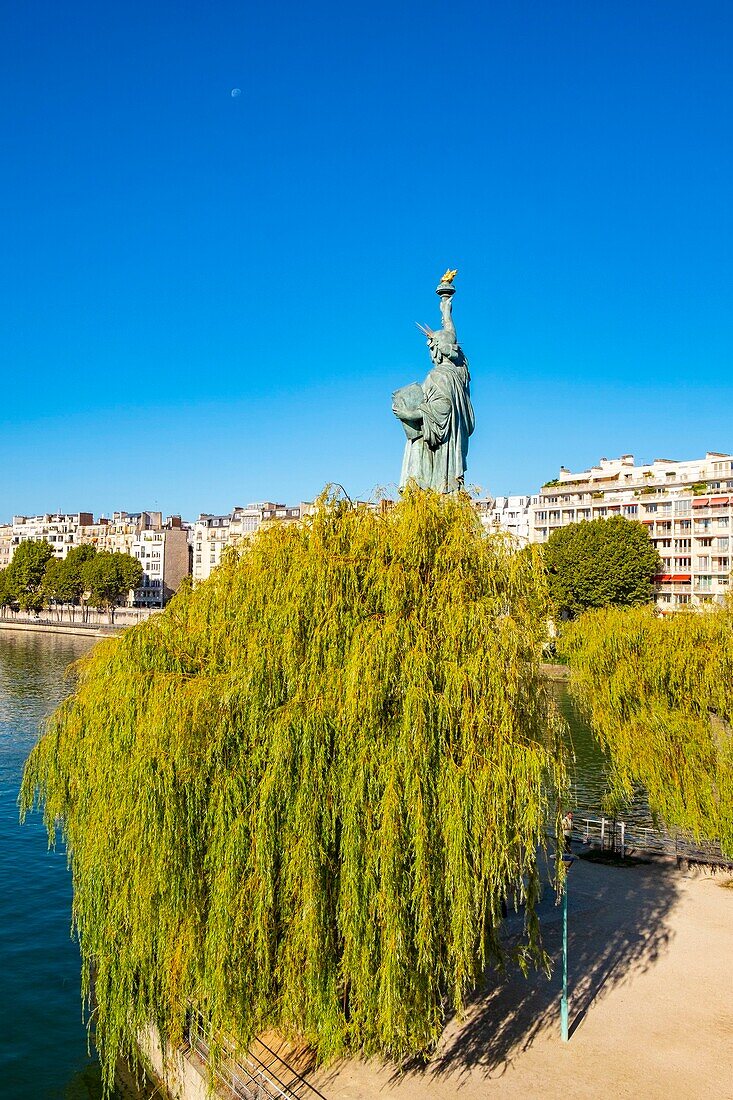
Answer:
311, 856, 733, 1100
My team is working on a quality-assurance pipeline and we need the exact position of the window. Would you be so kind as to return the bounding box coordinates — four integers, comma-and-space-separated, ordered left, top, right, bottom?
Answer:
676, 594, 691, 605
717, 537, 729, 551
698, 556, 710, 570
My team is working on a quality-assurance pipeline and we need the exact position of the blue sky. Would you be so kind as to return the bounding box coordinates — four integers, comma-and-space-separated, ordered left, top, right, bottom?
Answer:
2, 2, 732, 519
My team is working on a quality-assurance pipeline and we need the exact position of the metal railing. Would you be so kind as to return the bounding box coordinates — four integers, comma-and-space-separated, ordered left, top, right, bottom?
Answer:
184, 1008, 328, 1100
573, 817, 731, 867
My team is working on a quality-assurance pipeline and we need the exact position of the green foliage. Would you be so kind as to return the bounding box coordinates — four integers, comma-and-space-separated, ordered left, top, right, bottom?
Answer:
542, 478, 560, 488
543, 516, 661, 618
691, 481, 708, 495
7, 539, 54, 611
0, 567, 14, 610
560, 605, 733, 855
54, 544, 98, 605
21, 490, 567, 1090
41, 558, 66, 607
44, 548, 99, 610
82, 551, 143, 611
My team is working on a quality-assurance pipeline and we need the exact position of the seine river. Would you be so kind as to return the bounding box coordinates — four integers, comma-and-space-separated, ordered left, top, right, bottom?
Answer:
0, 630, 123, 1100
0, 631, 650, 1099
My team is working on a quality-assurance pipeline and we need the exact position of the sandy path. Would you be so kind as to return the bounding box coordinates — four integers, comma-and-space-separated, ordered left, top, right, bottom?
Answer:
312, 858, 733, 1100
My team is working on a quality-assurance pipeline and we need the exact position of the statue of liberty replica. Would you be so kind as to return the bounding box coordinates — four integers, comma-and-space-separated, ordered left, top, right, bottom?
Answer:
392, 270, 475, 492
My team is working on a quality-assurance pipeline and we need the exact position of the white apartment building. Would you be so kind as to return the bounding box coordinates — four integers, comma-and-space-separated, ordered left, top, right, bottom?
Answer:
192, 502, 311, 582
530, 453, 733, 609
11, 512, 94, 559
475, 496, 533, 546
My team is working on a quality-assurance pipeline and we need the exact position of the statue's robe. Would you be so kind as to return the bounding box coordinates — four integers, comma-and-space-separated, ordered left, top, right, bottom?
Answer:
399, 358, 475, 493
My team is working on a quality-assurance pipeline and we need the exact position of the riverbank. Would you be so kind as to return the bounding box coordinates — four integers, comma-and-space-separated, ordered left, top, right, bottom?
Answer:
0, 620, 119, 639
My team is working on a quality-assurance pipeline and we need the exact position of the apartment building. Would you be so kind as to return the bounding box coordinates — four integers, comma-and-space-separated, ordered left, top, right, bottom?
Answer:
132, 517, 190, 608
475, 496, 533, 546
0, 525, 12, 569
78, 511, 164, 556
192, 502, 312, 582
530, 453, 733, 609
11, 512, 94, 559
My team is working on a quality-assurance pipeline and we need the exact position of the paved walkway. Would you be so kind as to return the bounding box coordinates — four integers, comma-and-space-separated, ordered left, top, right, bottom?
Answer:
312, 857, 733, 1100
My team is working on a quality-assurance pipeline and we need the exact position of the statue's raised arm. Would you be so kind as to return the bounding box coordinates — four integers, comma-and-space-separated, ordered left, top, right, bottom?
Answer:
439, 293, 456, 339
437, 269, 458, 340
392, 270, 475, 494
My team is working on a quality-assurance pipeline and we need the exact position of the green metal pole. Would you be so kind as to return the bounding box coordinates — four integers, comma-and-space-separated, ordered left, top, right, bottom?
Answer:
561, 878, 569, 1041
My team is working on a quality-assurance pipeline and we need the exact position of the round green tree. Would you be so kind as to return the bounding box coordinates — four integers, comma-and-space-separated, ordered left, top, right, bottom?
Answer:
7, 538, 54, 613
543, 515, 661, 618
21, 490, 566, 1089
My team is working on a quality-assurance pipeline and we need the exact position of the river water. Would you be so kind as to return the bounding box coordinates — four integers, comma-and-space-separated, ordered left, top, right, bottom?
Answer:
0, 631, 650, 1098
0, 630, 120, 1100
555, 683, 653, 829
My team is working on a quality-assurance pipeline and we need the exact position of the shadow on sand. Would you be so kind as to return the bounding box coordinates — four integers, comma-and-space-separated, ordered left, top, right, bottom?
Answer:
383, 854, 680, 1089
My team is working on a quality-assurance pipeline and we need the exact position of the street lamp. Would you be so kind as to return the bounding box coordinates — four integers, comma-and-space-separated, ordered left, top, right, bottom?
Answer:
561, 854, 575, 1042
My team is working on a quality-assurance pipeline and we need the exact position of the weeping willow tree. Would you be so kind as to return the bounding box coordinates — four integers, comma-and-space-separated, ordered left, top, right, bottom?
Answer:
561, 604, 733, 854
21, 489, 566, 1090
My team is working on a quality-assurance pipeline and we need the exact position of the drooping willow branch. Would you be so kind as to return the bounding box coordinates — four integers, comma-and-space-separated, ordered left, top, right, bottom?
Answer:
561, 604, 733, 854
